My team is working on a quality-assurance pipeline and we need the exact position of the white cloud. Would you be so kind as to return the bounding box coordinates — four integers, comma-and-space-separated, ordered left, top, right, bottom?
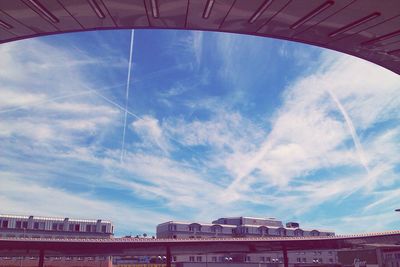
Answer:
0, 172, 168, 234
158, 49, 400, 224
131, 115, 170, 153
1, 32, 399, 236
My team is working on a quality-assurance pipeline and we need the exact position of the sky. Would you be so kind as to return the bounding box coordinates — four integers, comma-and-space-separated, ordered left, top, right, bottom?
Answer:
0, 29, 399, 236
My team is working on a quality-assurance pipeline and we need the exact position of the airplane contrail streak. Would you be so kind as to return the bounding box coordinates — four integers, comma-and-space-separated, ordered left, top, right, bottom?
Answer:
120, 30, 135, 163
91, 89, 140, 119
0, 83, 125, 115
327, 88, 370, 173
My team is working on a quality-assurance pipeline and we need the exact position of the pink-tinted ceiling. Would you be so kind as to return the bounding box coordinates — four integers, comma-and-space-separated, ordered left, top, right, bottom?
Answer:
0, 0, 399, 74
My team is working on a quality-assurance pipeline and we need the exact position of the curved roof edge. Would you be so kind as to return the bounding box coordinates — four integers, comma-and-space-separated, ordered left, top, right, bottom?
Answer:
0, 0, 399, 74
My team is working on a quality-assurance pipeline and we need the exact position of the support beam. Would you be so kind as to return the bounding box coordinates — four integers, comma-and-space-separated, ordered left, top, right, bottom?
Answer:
166, 246, 171, 267
38, 250, 44, 267
283, 245, 289, 267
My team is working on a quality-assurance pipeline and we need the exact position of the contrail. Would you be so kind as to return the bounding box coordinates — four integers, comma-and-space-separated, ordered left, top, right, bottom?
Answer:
121, 30, 135, 163
0, 83, 125, 115
91, 89, 140, 119
327, 88, 370, 173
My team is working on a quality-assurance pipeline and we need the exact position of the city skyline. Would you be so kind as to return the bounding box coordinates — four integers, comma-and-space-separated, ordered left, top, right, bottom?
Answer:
0, 29, 399, 236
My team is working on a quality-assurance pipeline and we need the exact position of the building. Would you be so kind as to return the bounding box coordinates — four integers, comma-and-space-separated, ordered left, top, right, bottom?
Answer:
0, 214, 114, 267
337, 248, 400, 267
157, 216, 338, 267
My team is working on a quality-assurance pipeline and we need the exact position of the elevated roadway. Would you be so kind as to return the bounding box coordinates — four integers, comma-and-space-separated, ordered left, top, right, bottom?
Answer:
1, 231, 400, 267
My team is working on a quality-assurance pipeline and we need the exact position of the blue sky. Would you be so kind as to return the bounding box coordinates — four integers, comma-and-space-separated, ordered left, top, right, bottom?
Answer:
0, 29, 399, 236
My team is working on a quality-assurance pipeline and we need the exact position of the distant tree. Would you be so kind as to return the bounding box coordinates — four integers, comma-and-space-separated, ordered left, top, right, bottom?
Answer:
143, 233, 147, 237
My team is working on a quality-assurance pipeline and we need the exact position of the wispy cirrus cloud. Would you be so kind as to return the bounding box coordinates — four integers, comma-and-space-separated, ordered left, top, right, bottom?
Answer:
0, 30, 399, 237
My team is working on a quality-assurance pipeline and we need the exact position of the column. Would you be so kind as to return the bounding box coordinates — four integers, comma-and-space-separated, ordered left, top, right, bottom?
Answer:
38, 250, 44, 267
166, 246, 172, 267
283, 245, 289, 267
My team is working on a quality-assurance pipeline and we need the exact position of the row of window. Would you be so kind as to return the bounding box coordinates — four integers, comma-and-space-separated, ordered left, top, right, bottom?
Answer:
1, 256, 108, 261
185, 256, 334, 263
0, 234, 108, 239
0, 219, 108, 233
168, 224, 326, 236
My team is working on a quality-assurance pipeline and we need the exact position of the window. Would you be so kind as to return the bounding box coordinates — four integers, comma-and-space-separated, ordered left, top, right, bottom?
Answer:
302, 257, 307, 263
297, 257, 301, 262
245, 256, 251, 262
196, 256, 202, 262
101, 225, 107, 233
266, 257, 271, 262
260, 256, 265, 262
58, 223, 63, 231
295, 229, 303, 236
1, 220, 8, 228
74, 224, 80, 231
86, 224, 91, 232
22, 221, 28, 229
69, 224, 74, 231
311, 230, 320, 236
212, 256, 217, 262
33, 222, 39, 229
173, 256, 177, 262
189, 256, 195, 262
329, 258, 334, 263
15, 221, 22, 229
52, 223, 57, 230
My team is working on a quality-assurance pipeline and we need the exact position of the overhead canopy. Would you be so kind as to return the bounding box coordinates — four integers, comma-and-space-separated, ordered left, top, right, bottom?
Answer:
0, 0, 399, 74
1, 231, 400, 256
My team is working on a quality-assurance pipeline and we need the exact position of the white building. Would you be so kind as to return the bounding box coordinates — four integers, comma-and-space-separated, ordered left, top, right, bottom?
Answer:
0, 214, 113, 267
157, 216, 338, 266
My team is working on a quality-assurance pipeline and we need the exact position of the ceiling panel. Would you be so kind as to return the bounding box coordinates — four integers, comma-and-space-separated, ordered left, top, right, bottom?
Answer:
186, 0, 235, 30
144, 0, 188, 28
0, 10, 36, 36
57, 0, 116, 29
22, 0, 83, 31
257, 0, 336, 40
102, 0, 149, 28
221, 0, 292, 33
0, 0, 57, 33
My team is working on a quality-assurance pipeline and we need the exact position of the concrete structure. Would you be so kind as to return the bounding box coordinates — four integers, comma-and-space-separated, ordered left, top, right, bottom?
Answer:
157, 216, 337, 266
0, 214, 113, 267
1, 231, 400, 267
337, 248, 400, 267
0, 0, 399, 74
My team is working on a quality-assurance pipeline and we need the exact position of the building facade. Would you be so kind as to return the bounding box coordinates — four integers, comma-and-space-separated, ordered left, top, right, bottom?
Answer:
157, 216, 338, 267
0, 214, 114, 267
